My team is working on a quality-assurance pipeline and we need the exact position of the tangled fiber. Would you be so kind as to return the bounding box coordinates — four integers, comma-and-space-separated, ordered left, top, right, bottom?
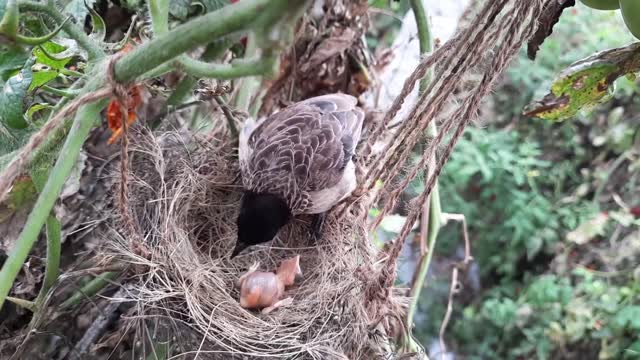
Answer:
103, 0, 551, 358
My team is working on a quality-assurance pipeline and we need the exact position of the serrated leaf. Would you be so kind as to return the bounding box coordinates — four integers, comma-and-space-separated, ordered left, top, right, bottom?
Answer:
33, 41, 71, 70
0, 44, 27, 80
0, 58, 34, 129
63, 0, 95, 22
29, 70, 58, 90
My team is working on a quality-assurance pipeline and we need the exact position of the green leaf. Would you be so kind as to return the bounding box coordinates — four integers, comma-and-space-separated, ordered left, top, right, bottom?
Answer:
0, 44, 27, 80
612, 306, 640, 331
26, 103, 53, 122
146, 340, 170, 360
33, 42, 71, 70
29, 70, 58, 91
0, 58, 34, 129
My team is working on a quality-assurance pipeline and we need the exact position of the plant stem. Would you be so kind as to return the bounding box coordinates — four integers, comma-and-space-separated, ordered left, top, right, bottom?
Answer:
405, 0, 442, 353
0, 99, 106, 310
18, 1, 104, 60
60, 271, 119, 309
411, 0, 432, 92
41, 85, 78, 98
35, 215, 61, 306
177, 56, 276, 79
235, 33, 260, 113
148, 0, 169, 36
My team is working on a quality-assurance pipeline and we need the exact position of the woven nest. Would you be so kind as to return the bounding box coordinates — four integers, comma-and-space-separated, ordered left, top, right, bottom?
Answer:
102, 124, 407, 359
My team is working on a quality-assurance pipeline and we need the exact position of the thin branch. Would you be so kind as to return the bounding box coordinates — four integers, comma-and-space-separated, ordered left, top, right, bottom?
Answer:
213, 95, 239, 139
438, 267, 460, 360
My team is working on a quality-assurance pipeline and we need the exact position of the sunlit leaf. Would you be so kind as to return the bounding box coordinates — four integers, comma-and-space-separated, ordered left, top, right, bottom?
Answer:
0, 58, 34, 129
29, 70, 58, 91
33, 41, 71, 70
523, 43, 640, 121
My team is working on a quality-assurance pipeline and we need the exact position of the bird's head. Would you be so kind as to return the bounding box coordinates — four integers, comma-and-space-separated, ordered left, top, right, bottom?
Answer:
232, 191, 292, 258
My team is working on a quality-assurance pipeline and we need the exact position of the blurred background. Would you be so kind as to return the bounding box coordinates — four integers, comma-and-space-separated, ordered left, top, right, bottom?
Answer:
368, 1, 640, 359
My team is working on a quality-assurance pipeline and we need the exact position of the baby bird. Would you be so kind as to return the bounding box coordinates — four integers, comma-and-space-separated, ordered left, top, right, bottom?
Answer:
232, 94, 365, 258
238, 255, 302, 314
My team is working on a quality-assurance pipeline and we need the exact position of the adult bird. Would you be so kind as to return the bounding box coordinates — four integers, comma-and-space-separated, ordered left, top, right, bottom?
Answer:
231, 94, 365, 258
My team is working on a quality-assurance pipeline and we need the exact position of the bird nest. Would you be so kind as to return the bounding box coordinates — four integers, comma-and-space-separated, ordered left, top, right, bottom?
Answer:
102, 127, 407, 359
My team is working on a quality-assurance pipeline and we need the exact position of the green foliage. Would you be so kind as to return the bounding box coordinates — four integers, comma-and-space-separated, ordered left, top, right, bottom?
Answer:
453, 271, 640, 360
30, 41, 72, 90
0, 57, 34, 129
409, 6, 640, 360
0, 44, 28, 82
437, 128, 596, 277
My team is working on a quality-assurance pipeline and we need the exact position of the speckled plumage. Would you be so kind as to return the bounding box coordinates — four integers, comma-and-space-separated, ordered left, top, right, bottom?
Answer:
239, 94, 365, 214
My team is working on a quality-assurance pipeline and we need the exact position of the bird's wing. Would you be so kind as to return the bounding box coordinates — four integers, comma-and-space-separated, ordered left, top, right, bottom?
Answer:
241, 94, 364, 208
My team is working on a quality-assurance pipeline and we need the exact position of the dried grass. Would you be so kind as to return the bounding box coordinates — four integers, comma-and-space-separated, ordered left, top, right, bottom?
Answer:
97, 0, 553, 358
101, 124, 401, 359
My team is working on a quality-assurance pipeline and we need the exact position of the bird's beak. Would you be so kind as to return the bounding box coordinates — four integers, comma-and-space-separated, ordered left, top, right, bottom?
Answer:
230, 242, 246, 259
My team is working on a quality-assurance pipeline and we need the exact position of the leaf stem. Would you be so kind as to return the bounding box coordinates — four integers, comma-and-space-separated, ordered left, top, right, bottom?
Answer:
177, 55, 277, 79
35, 215, 61, 305
41, 85, 78, 98
18, 1, 105, 60
60, 271, 119, 309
